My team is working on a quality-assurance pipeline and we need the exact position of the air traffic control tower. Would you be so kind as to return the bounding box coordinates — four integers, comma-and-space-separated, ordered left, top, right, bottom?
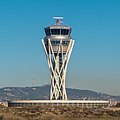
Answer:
42, 17, 74, 100
7, 17, 109, 107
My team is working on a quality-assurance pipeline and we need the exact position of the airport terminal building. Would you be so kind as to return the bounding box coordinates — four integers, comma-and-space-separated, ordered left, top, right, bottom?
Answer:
8, 100, 109, 108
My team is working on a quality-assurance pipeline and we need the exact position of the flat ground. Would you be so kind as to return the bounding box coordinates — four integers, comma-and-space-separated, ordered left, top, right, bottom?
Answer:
0, 106, 120, 120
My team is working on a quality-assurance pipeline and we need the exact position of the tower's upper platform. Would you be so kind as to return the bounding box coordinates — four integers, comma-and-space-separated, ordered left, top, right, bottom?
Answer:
44, 17, 72, 37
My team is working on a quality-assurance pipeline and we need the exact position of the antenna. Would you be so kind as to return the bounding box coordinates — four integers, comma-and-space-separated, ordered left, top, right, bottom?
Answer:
32, 77, 36, 87
53, 16, 63, 19
53, 16, 63, 25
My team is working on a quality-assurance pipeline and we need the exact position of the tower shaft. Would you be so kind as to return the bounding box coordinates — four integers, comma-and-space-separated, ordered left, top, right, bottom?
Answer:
42, 38, 74, 100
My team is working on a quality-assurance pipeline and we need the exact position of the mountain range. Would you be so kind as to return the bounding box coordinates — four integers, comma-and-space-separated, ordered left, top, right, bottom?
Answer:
0, 84, 120, 101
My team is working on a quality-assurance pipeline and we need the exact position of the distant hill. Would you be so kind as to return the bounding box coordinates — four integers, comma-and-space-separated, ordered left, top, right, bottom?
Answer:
0, 84, 120, 101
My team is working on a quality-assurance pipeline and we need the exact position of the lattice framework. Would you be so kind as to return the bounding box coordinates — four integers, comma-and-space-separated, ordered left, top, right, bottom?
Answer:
42, 38, 74, 100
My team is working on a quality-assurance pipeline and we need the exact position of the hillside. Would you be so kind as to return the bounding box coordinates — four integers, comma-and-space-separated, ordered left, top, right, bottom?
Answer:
0, 84, 120, 101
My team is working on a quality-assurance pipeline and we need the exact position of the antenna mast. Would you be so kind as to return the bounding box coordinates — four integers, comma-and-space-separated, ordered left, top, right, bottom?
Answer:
53, 16, 63, 25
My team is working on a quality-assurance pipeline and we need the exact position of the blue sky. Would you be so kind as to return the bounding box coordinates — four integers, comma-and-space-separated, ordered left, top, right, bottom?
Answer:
0, 0, 120, 96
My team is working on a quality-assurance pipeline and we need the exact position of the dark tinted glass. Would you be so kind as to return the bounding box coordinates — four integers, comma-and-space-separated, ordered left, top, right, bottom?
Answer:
51, 29, 60, 35
61, 29, 69, 35
62, 41, 69, 45
65, 29, 69, 35
45, 29, 51, 35
51, 40, 60, 45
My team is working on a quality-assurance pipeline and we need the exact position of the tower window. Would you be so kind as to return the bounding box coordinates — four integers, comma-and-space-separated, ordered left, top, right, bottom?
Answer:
45, 29, 51, 36
62, 40, 69, 45
51, 29, 60, 35
61, 29, 69, 35
51, 40, 60, 45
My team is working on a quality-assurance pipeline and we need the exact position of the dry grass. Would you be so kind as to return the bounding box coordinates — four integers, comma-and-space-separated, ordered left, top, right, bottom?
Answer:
0, 106, 120, 120
0, 113, 25, 120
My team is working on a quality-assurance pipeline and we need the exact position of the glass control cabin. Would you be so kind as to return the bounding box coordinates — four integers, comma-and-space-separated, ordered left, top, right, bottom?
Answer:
44, 25, 72, 53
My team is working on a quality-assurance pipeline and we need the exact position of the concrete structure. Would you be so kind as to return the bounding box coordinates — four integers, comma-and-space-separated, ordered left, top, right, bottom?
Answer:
42, 17, 74, 100
8, 100, 109, 108
0, 102, 8, 107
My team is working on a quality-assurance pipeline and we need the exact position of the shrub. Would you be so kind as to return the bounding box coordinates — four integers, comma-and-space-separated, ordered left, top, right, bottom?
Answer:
0, 115, 3, 120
